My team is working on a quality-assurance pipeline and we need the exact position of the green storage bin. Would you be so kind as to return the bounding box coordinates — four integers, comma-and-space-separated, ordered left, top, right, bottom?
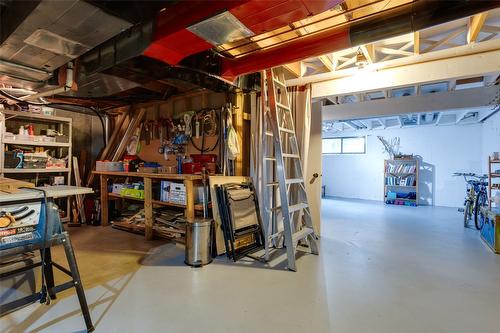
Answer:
119, 188, 144, 200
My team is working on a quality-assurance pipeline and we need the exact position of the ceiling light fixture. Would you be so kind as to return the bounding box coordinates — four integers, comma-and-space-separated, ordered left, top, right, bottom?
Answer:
355, 47, 368, 69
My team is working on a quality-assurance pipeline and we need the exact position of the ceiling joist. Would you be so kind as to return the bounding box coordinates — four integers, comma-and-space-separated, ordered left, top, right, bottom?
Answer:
467, 12, 488, 44
318, 55, 334, 72
422, 27, 466, 53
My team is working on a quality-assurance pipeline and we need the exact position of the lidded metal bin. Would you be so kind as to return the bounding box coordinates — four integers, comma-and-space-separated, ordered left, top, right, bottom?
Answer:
185, 219, 213, 267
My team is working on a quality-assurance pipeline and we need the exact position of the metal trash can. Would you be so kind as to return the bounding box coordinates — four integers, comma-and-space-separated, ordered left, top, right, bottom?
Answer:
185, 219, 213, 267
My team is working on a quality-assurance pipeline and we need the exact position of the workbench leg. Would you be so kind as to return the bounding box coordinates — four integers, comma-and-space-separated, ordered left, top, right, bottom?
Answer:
184, 179, 195, 220
144, 177, 153, 240
41, 248, 56, 299
100, 175, 109, 226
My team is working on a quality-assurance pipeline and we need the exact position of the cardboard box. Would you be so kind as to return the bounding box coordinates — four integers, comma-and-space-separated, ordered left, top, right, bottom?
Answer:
169, 183, 186, 205
160, 181, 170, 202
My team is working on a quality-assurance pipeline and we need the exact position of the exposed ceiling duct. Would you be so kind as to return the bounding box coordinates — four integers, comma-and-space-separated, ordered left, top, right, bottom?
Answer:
0, 0, 132, 89
59, 0, 343, 98
2, 0, 499, 103
216, 0, 500, 80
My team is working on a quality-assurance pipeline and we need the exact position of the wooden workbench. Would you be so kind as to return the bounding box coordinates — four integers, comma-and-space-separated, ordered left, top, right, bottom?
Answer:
93, 171, 204, 240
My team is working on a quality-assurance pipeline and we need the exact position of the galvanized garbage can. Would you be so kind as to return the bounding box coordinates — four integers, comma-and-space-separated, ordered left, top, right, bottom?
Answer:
185, 219, 213, 267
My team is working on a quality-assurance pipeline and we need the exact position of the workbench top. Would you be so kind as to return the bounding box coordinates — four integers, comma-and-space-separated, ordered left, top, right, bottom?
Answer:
92, 171, 203, 181
0, 186, 93, 203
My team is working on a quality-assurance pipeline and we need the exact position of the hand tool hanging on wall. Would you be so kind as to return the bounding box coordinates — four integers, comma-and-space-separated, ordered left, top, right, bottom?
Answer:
145, 121, 151, 145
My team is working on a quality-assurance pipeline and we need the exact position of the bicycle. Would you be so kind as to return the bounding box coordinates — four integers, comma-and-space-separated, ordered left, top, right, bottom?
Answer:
453, 172, 488, 230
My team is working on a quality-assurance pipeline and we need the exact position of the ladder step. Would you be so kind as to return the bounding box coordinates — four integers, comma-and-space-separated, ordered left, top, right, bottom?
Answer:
264, 157, 276, 161
265, 131, 273, 136
292, 227, 314, 243
266, 178, 303, 187
282, 153, 300, 159
289, 202, 308, 213
276, 102, 291, 111
279, 127, 295, 134
273, 78, 286, 87
286, 178, 304, 184
269, 231, 283, 240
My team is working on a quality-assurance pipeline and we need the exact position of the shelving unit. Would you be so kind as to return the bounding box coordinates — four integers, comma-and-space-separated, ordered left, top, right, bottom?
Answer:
488, 156, 500, 208
93, 171, 206, 240
0, 109, 72, 177
384, 158, 419, 206
0, 109, 73, 220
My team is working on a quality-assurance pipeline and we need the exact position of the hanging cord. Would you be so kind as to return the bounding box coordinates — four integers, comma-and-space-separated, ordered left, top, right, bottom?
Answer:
20, 187, 51, 305
190, 108, 220, 152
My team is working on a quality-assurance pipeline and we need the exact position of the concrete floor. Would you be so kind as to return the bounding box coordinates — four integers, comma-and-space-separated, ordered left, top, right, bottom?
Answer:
2, 198, 500, 333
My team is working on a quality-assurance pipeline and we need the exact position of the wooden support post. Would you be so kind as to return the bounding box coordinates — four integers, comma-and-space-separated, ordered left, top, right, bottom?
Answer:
100, 175, 109, 226
234, 91, 244, 176
144, 177, 153, 240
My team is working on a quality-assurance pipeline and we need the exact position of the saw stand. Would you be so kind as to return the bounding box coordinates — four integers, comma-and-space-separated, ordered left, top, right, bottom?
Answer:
0, 231, 94, 332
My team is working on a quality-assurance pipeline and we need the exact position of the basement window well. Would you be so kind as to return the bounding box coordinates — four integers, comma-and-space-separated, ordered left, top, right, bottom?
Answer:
323, 137, 366, 154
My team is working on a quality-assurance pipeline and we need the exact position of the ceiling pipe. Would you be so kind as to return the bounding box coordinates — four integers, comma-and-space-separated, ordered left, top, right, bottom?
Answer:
19, 62, 75, 101
219, 0, 500, 81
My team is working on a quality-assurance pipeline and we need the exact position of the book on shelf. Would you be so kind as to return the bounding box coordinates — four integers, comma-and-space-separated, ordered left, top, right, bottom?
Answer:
385, 163, 416, 174
386, 175, 416, 186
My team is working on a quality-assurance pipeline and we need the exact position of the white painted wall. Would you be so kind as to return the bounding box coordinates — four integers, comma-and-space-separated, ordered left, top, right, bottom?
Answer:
322, 124, 484, 207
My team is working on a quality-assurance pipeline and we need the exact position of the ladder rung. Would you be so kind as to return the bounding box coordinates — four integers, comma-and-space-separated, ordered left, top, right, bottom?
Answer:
269, 231, 283, 240
286, 178, 304, 185
273, 78, 286, 87
266, 178, 303, 186
265, 131, 273, 136
292, 227, 314, 243
276, 102, 291, 111
279, 127, 295, 134
264, 157, 276, 162
282, 153, 300, 159
268, 206, 281, 212
288, 203, 308, 213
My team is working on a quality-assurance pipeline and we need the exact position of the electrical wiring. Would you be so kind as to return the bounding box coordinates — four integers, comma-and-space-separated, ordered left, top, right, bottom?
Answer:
0, 88, 49, 105
190, 108, 220, 152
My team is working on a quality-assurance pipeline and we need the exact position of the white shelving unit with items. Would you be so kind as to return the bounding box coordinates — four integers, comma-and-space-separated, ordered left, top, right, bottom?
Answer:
0, 108, 73, 221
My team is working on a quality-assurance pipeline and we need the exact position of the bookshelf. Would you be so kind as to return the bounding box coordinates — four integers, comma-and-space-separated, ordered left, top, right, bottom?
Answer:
384, 158, 419, 206
488, 156, 500, 208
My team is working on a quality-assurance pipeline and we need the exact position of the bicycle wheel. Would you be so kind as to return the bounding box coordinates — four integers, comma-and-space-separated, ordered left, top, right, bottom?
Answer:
464, 200, 471, 228
474, 191, 487, 230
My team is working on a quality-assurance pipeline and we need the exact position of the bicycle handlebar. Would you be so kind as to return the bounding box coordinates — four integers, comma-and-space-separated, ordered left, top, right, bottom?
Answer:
453, 172, 487, 179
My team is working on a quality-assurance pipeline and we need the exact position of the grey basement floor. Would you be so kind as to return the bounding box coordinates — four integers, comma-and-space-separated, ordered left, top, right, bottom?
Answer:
2, 198, 500, 333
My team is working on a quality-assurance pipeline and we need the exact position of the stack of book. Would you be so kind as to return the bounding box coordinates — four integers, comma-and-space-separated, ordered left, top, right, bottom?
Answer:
386, 163, 416, 174
386, 175, 415, 186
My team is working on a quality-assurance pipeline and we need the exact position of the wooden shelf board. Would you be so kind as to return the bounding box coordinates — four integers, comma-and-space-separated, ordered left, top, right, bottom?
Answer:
2, 168, 70, 173
385, 185, 416, 188
108, 192, 206, 211
384, 197, 417, 201
2, 109, 72, 123
385, 172, 416, 176
93, 170, 203, 181
3, 139, 70, 147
